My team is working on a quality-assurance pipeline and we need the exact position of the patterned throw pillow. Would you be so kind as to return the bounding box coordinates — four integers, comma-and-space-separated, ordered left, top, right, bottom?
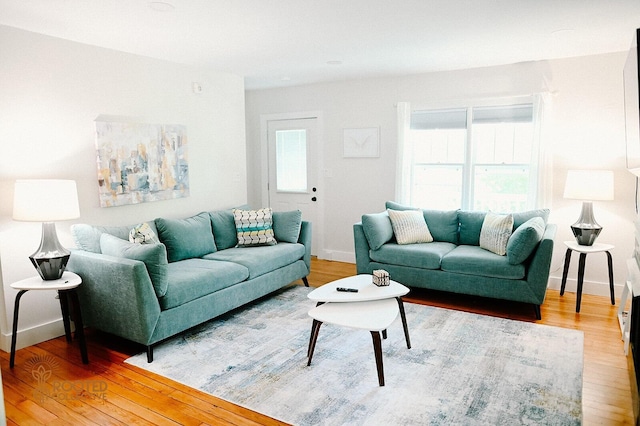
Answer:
479, 212, 514, 256
233, 208, 277, 247
129, 222, 160, 244
387, 209, 434, 245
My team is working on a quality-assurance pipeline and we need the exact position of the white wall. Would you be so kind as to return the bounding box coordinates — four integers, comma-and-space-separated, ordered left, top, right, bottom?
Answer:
0, 26, 247, 350
246, 52, 636, 299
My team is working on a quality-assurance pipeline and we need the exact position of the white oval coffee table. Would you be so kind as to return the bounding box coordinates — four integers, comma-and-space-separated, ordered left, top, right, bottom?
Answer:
306, 274, 412, 386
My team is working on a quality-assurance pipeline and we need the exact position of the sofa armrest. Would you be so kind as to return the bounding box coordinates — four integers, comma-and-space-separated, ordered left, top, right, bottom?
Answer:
67, 250, 161, 346
298, 221, 312, 273
525, 223, 557, 303
353, 222, 374, 274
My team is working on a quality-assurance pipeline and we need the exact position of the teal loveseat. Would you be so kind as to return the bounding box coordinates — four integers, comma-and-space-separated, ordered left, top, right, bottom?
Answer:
354, 201, 556, 319
67, 208, 311, 362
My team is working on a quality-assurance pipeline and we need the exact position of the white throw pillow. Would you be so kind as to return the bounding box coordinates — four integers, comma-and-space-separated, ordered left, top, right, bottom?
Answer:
479, 212, 514, 256
387, 209, 433, 245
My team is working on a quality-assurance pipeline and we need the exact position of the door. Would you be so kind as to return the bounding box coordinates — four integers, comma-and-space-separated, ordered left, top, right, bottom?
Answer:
267, 118, 319, 254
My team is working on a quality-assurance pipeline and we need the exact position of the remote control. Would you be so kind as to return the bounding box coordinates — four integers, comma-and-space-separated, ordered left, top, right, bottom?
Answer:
336, 287, 358, 292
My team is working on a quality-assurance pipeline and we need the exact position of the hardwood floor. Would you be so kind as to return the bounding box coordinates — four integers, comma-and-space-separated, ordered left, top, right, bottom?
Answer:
2, 258, 636, 425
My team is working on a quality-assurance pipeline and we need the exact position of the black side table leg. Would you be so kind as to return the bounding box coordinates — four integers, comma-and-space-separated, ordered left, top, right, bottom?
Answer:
62, 289, 89, 364
560, 248, 572, 296
606, 251, 615, 305
10, 290, 28, 368
58, 291, 72, 343
576, 253, 587, 313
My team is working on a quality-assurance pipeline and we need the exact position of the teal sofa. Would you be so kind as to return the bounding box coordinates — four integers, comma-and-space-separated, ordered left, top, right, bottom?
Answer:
354, 201, 556, 319
67, 208, 311, 362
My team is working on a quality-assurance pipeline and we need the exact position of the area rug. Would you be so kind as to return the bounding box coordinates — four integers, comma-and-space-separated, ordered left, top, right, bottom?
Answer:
126, 286, 583, 425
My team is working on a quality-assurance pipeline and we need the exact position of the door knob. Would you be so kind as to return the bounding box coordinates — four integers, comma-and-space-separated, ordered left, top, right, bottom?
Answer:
311, 197, 317, 202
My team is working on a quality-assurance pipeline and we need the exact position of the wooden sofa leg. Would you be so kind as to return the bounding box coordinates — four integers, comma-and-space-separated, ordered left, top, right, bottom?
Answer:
534, 305, 541, 320
302, 277, 309, 287
147, 345, 154, 363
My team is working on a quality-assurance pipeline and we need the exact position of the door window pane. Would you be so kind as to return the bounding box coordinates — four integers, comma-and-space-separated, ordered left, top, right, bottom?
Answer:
276, 129, 307, 192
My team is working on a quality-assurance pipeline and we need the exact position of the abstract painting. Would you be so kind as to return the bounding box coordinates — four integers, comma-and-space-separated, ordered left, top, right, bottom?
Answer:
95, 120, 189, 207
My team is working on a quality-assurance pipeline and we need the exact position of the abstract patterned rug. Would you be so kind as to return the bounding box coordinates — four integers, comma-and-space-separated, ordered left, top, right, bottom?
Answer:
126, 285, 583, 425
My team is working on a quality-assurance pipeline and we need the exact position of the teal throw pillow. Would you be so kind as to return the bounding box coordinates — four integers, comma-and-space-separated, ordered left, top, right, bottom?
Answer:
155, 212, 216, 262
99, 233, 169, 298
506, 217, 546, 265
512, 209, 550, 229
233, 208, 277, 247
361, 211, 394, 250
209, 209, 239, 250
272, 210, 303, 243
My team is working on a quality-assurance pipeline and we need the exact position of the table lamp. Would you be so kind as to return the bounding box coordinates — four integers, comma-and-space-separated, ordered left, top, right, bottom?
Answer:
12, 179, 80, 280
563, 170, 614, 246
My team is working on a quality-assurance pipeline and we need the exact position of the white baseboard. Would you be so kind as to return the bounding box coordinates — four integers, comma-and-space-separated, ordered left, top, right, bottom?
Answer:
0, 319, 65, 354
317, 250, 355, 264
547, 275, 622, 299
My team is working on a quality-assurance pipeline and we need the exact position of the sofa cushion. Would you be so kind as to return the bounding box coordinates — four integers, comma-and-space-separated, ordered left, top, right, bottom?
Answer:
72, 222, 159, 254
155, 212, 217, 262
458, 211, 487, 246
159, 259, 249, 310
370, 242, 456, 270
513, 209, 550, 229
507, 217, 546, 265
272, 210, 303, 243
441, 245, 525, 279
209, 209, 239, 250
479, 212, 514, 256
99, 233, 169, 298
362, 211, 394, 250
388, 209, 434, 244
233, 208, 277, 247
203, 243, 305, 279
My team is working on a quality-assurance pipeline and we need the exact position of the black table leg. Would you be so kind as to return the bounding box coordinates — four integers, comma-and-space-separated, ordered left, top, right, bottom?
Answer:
396, 297, 411, 349
370, 331, 385, 386
307, 319, 322, 365
576, 253, 587, 313
606, 250, 615, 305
58, 291, 72, 343
560, 248, 572, 296
10, 290, 28, 369
63, 289, 89, 364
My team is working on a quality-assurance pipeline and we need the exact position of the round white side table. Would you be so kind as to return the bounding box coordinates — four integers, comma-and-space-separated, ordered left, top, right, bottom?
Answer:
10, 271, 88, 368
560, 241, 615, 313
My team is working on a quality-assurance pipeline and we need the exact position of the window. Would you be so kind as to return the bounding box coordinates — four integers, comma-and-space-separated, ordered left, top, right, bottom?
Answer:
404, 103, 539, 212
275, 129, 307, 192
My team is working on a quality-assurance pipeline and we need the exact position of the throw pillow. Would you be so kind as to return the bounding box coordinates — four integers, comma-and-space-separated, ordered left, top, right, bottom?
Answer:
99, 233, 169, 298
506, 217, 546, 265
361, 211, 394, 250
129, 222, 160, 244
233, 208, 277, 247
479, 212, 514, 256
209, 209, 239, 250
387, 209, 434, 245
272, 210, 303, 243
155, 212, 217, 262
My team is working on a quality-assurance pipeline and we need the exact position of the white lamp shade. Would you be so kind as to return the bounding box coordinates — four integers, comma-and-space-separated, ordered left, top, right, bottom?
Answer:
563, 170, 614, 201
13, 179, 80, 222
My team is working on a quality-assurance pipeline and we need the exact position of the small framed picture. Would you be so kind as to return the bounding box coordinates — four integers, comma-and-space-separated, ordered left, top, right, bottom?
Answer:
343, 127, 379, 158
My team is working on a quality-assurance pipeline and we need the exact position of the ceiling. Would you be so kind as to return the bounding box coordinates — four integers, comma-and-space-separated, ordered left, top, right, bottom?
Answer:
2, 0, 640, 90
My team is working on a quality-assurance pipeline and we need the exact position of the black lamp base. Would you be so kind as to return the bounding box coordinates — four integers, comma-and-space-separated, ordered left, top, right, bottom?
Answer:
570, 225, 602, 246
30, 254, 70, 281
